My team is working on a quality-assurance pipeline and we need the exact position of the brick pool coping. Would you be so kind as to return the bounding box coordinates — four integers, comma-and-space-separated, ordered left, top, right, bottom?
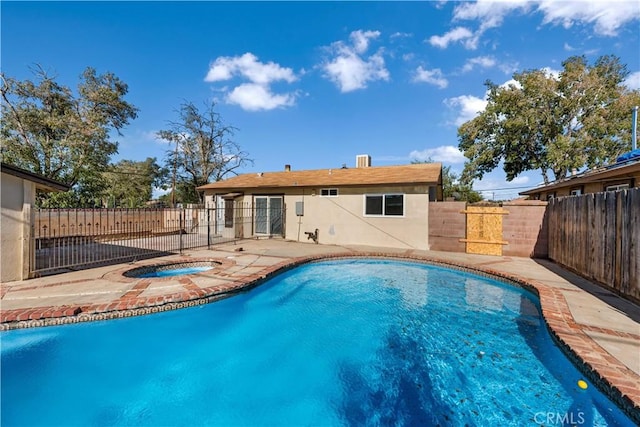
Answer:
1, 251, 639, 421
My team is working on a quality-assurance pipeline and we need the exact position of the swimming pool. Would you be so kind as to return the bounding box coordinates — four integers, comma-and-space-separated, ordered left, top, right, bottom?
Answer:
1, 259, 635, 426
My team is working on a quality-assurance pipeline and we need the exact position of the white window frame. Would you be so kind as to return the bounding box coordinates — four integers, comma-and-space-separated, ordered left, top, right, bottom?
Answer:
363, 193, 405, 217
605, 183, 629, 192
320, 188, 339, 197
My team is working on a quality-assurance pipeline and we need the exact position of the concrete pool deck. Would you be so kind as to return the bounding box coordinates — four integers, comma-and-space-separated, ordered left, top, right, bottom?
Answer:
1, 239, 639, 417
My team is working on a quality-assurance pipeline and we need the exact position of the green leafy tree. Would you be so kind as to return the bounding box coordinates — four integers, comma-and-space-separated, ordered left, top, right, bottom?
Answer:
412, 159, 483, 202
1, 66, 138, 206
102, 158, 168, 208
157, 101, 252, 205
458, 55, 640, 185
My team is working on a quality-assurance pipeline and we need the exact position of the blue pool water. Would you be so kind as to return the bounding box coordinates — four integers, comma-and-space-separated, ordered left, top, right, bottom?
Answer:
137, 265, 213, 278
1, 259, 635, 426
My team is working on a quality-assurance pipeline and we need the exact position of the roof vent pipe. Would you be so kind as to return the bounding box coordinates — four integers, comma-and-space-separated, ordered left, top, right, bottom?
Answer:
285, 164, 291, 172
632, 106, 638, 151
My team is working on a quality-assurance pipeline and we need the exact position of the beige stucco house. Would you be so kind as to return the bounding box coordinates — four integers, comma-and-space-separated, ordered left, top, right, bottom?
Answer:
198, 156, 443, 251
520, 157, 640, 200
1, 163, 70, 282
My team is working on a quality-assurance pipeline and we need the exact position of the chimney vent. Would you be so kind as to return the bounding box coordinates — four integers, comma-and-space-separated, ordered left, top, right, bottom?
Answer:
356, 154, 371, 168
285, 164, 291, 172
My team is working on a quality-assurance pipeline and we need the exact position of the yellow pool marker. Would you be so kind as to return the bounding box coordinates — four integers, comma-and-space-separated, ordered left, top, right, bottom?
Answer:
577, 380, 588, 390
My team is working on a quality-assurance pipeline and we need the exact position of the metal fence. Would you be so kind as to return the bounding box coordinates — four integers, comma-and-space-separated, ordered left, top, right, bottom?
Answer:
30, 204, 284, 276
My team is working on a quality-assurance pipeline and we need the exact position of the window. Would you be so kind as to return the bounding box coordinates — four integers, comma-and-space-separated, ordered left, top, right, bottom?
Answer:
570, 188, 582, 196
364, 194, 404, 216
606, 183, 629, 192
320, 188, 338, 197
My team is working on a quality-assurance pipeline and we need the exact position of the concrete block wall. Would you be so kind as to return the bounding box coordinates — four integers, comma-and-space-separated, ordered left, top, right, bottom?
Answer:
429, 200, 548, 258
428, 201, 466, 252
502, 201, 548, 258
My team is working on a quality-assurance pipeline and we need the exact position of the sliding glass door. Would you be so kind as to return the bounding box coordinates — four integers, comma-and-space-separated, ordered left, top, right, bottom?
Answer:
254, 196, 283, 236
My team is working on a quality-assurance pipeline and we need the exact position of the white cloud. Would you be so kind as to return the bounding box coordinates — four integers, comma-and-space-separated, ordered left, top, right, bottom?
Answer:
390, 32, 412, 40
498, 61, 520, 75
624, 71, 640, 90
350, 30, 380, 54
402, 53, 415, 62
437, 0, 639, 50
564, 42, 575, 51
444, 95, 489, 126
461, 55, 497, 73
322, 30, 390, 93
205, 52, 297, 85
428, 26, 477, 49
204, 53, 298, 111
510, 175, 530, 185
410, 145, 466, 164
453, 1, 531, 31
413, 67, 448, 89
541, 67, 561, 80
226, 83, 296, 111
537, 0, 640, 36
500, 78, 522, 90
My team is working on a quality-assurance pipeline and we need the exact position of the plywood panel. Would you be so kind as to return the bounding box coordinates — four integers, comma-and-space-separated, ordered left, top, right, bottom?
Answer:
461, 206, 508, 256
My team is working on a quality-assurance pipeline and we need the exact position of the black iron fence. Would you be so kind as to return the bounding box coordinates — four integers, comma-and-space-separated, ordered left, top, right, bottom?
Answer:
30, 203, 284, 276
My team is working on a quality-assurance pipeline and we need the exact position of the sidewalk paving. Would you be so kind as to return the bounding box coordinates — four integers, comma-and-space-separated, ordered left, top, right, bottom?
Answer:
1, 239, 639, 417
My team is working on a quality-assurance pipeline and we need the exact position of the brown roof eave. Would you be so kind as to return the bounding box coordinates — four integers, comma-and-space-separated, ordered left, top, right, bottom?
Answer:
1, 162, 71, 192
520, 162, 640, 195
199, 181, 439, 192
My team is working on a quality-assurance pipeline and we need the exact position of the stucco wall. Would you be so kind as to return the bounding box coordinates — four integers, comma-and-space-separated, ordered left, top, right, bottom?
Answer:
283, 185, 430, 250
1, 173, 32, 282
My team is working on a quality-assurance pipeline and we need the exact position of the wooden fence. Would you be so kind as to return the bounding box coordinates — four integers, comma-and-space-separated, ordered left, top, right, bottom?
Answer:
547, 188, 640, 302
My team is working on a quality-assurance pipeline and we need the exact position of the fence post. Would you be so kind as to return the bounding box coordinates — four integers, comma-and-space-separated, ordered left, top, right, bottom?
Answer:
207, 208, 211, 249
179, 211, 184, 253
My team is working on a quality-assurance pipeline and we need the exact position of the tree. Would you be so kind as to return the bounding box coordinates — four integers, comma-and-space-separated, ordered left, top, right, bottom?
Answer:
411, 160, 483, 202
156, 101, 252, 205
1, 66, 138, 206
458, 55, 640, 185
102, 158, 168, 208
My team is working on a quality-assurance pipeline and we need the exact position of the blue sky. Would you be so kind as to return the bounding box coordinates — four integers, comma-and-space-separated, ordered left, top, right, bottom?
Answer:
3, 1, 639, 200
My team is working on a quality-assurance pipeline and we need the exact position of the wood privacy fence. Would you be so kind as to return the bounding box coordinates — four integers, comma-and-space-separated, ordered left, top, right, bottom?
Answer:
547, 188, 640, 302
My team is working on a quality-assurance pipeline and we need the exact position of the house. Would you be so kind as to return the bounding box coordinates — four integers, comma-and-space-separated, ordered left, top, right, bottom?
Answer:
197, 155, 443, 250
520, 152, 640, 200
1, 162, 70, 282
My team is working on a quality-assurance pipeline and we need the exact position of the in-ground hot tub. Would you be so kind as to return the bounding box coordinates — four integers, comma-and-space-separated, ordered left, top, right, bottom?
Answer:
123, 261, 221, 278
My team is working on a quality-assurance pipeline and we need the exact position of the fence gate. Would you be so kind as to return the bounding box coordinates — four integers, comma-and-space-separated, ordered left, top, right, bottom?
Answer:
460, 206, 509, 256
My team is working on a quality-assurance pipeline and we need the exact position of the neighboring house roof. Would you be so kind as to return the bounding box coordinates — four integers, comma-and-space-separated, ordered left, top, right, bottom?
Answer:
1, 162, 71, 192
197, 163, 442, 191
519, 159, 640, 196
